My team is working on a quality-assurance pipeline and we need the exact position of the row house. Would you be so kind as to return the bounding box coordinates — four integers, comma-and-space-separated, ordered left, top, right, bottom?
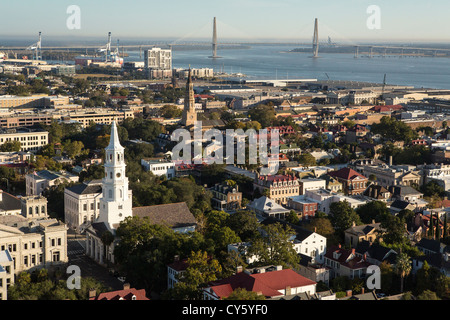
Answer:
253, 174, 300, 205
327, 167, 369, 196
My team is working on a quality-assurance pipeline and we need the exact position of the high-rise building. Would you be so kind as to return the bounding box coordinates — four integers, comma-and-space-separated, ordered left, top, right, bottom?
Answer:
144, 48, 172, 78
181, 69, 197, 127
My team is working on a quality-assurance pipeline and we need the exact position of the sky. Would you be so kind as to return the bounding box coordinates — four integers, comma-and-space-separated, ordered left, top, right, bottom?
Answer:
0, 0, 449, 44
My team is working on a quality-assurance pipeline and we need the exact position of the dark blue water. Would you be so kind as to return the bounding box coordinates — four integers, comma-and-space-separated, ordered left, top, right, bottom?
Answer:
126, 44, 450, 89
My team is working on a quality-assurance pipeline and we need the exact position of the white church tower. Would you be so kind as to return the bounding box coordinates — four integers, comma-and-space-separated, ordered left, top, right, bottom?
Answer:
97, 121, 133, 231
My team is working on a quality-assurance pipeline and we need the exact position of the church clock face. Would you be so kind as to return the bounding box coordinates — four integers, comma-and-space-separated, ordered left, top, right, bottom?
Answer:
116, 172, 121, 178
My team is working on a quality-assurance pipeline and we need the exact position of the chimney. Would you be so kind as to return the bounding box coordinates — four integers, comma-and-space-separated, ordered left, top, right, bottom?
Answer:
351, 248, 356, 255
346, 290, 352, 297
89, 288, 97, 299
338, 244, 341, 249
361, 287, 365, 294
236, 266, 243, 274
372, 219, 376, 225
174, 255, 180, 262
285, 286, 292, 296
389, 155, 393, 166
123, 283, 130, 290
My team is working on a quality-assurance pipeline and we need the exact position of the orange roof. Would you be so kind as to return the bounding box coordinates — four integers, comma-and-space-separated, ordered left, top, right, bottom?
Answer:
328, 167, 367, 181
208, 269, 316, 299
90, 288, 149, 300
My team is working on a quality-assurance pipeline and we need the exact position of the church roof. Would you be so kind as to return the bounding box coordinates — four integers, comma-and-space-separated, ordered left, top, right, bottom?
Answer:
132, 202, 197, 230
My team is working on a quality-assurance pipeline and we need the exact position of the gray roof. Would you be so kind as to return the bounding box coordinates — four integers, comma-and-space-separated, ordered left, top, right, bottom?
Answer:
345, 223, 383, 236
417, 238, 446, 253
88, 222, 111, 238
0, 191, 21, 212
132, 202, 197, 230
66, 181, 102, 195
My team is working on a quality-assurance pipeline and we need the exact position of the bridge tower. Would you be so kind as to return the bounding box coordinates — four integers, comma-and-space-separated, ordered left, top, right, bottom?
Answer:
312, 18, 319, 58
37, 32, 42, 60
209, 17, 221, 58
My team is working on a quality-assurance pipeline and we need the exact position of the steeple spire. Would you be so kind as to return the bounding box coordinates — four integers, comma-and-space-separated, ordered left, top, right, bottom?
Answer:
181, 65, 197, 127
106, 121, 123, 151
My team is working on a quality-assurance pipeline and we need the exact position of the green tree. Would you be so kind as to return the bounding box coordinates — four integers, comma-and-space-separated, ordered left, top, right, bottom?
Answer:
356, 201, 390, 224
380, 214, 408, 246
62, 140, 87, 159
379, 261, 394, 294
160, 105, 183, 118
170, 250, 222, 300
247, 104, 276, 128
0, 140, 21, 152
306, 217, 335, 240
246, 223, 299, 269
395, 252, 412, 293
296, 153, 317, 167
417, 290, 440, 300
226, 211, 259, 242
330, 201, 361, 240
415, 260, 431, 294
371, 116, 418, 143
286, 210, 300, 225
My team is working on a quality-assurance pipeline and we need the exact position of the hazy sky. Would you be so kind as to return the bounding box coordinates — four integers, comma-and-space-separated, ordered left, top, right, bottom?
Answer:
1, 0, 449, 43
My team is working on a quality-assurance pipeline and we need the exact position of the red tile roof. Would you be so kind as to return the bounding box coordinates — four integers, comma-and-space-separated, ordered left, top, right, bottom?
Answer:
325, 246, 371, 270
328, 167, 367, 181
90, 288, 149, 300
208, 269, 316, 299
371, 105, 403, 112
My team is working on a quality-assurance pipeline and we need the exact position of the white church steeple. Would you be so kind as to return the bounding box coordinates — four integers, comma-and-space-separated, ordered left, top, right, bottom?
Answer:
97, 121, 133, 230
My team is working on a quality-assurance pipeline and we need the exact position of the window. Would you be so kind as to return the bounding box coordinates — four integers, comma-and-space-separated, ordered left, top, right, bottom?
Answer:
53, 252, 60, 262
83, 204, 87, 211
57, 238, 61, 246
51, 239, 55, 246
